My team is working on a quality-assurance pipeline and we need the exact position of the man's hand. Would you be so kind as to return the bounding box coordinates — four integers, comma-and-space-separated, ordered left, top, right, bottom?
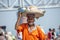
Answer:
18, 12, 22, 17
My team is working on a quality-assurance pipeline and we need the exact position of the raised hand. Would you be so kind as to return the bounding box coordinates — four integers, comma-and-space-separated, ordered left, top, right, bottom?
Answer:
15, 12, 22, 30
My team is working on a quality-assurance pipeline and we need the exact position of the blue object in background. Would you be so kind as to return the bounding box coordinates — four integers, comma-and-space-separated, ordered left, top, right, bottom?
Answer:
18, 8, 26, 13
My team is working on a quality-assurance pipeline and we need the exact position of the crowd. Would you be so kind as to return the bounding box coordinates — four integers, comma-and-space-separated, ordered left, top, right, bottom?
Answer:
47, 27, 60, 40
0, 26, 16, 40
0, 25, 60, 40
0, 25, 45, 40
47, 28, 57, 40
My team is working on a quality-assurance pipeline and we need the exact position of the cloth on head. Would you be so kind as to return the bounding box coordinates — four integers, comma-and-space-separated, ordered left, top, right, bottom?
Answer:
27, 14, 35, 18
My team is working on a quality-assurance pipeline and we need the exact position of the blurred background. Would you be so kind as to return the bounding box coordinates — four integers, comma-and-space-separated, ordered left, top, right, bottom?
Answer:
0, 0, 60, 36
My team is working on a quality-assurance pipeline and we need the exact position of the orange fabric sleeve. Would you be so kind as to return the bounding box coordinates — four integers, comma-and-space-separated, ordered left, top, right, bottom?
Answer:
37, 26, 46, 40
16, 23, 27, 33
17, 26, 23, 32
16, 24, 24, 33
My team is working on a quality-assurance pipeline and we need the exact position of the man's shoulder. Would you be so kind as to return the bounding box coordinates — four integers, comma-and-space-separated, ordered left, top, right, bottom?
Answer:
36, 25, 45, 33
19, 23, 28, 28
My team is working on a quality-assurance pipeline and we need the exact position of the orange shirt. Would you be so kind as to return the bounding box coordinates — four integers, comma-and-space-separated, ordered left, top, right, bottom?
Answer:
17, 23, 46, 40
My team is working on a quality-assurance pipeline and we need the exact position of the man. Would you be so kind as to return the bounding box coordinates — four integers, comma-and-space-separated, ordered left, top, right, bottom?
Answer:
15, 12, 46, 40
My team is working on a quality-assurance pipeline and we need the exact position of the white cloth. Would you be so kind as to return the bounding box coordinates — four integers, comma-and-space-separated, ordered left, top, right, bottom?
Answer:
17, 32, 22, 40
54, 32, 57, 39
5, 32, 13, 40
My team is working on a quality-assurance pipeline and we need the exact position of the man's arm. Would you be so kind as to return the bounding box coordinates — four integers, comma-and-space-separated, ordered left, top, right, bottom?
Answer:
15, 12, 22, 30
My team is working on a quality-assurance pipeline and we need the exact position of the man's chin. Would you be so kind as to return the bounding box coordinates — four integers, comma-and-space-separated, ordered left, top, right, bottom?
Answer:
28, 24, 34, 27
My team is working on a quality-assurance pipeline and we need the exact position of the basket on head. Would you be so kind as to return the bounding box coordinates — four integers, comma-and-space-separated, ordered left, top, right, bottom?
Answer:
19, 6, 46, 18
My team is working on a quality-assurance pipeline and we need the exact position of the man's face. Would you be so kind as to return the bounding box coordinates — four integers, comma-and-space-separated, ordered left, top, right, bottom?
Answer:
27, 14, 35, 26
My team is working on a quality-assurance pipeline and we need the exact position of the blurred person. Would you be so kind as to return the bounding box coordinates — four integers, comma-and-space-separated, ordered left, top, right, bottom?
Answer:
48, 28, 52, 40
52, 28, 57, 40
56, 25, 60, 40
0, 27, 6, 40
5, 32, 15, 40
